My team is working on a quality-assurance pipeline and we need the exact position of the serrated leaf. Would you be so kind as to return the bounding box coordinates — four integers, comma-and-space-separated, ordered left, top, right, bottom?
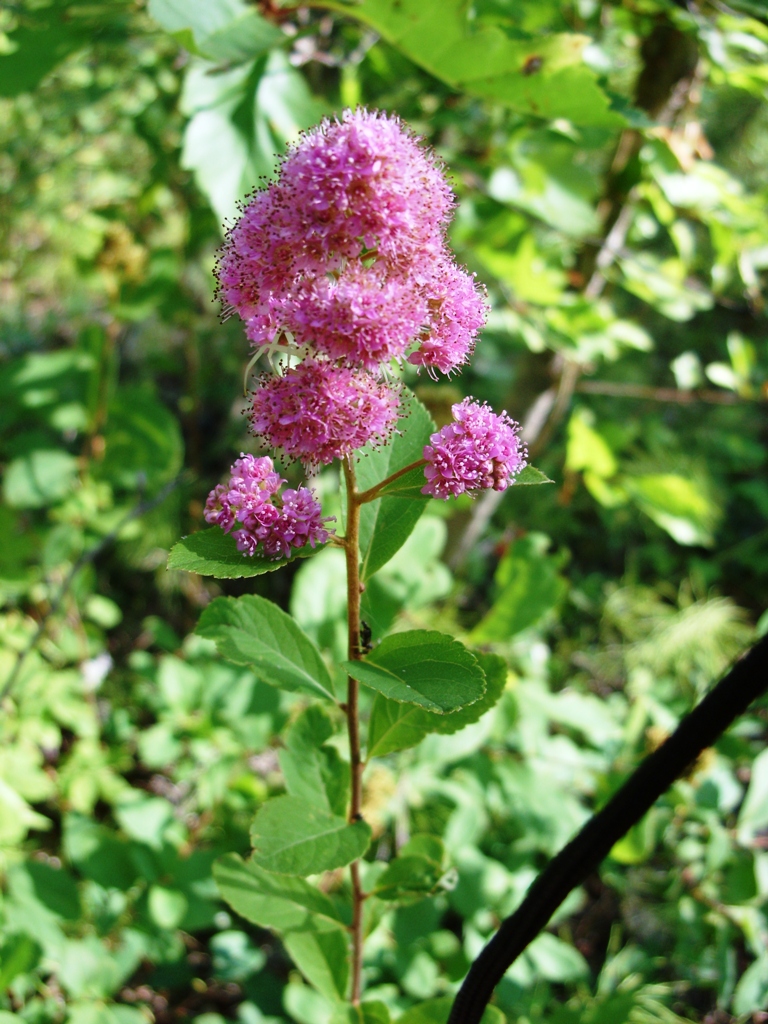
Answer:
319, 0, 622, 128
356, 388, 435, 580
279, 705, 349, 816
344, 630, 485, 714
367, 651, 507, 757
250, 796, 371, 875
197, 595, 335, 701
168, 527, 310, 578
214, 853, 347, 930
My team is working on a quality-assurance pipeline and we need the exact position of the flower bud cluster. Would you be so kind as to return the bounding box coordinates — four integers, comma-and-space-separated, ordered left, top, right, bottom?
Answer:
422, 400, 527, 499
207, 109, 527, 558
217, 109, 488, 468
204, 454, 333, 559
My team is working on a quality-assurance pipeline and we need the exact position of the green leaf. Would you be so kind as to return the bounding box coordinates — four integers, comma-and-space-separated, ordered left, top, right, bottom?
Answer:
249, 796, 371, 875
470, 536, 565, 643
344, 630, 485, 714
64, 1005, 148, 1024
168, 527, 311, 579
737, 747, 768, 846
360, 515, 452, 641
513, 464, 554, 486
330, 1002, 391, 1024
367, 651, 507, 758
181, 49, 325, 224
525, 933, 589, 982
148, 0, 283, 64
486, 133, 601, 239
0, 0, 93, 97
284, 927, 349, 1001
25, 860, 81, 921
210, 930, 266, 982
372, 835, 446, 904
624, 473, 720, 547
609, 813, 658, 865
319, 0, 622, 127
0, 933, 41, 990
114, 795, 175, 850
396, 996, 506, 1024
356, 388, 435, 580
196, 594, 335, 701
214, 853, 347, 930
148, 886, 188, 930
3, 449, 79, 509
279, 705, 349, 817
97, 387, 183, 493
63, 814, 139, 891
733, 952, 768, 1015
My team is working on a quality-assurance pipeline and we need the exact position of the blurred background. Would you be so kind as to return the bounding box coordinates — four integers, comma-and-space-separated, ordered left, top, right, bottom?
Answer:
1, 1, 767, 1022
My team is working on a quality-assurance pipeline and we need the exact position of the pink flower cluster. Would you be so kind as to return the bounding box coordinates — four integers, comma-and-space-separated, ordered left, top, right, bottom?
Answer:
422, 400, 527, 499
216, 109, 488, 470
251, 361, 400, 471
205, 454, 333, 559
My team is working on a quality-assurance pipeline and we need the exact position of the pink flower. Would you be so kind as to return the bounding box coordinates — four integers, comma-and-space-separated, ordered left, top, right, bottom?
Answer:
250, 360, 400, 470
422, 399, 527, 499
290, 264, 428, 370
215, 109, 462, 371
278, 108, 454, 266
409, 262, 488, 376
204, 453, 333, 558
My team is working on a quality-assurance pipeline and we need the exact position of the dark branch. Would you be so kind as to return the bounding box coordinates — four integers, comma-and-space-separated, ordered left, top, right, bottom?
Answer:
448, 634, 768, 1024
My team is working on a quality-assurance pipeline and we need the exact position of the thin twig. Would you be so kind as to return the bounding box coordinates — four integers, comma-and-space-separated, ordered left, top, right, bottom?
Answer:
448, 633, 768, 1024
356, 458, 426, 504
0, 473, 188, 703
576, 380, 753, 404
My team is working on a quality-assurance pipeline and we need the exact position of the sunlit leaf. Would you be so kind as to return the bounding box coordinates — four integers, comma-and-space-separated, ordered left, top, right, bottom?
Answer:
249, 796, 371, 875
367, 651, 507, 757
344, 631, 485, 713
318, 0, 622, 127
197, 594, 336, 701
168, 527, 315, 579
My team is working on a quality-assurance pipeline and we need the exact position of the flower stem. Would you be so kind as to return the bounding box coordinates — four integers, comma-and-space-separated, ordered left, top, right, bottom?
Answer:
342, 456, 365, 1004
356, 458, 427, 504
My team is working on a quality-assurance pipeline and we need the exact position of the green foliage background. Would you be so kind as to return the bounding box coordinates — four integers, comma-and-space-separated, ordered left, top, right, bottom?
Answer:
1, 0, 767, 1022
